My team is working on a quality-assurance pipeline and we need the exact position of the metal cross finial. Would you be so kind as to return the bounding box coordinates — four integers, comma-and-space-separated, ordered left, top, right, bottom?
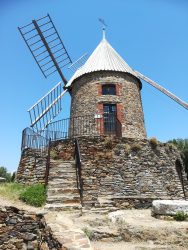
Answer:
99, 18, 107, 40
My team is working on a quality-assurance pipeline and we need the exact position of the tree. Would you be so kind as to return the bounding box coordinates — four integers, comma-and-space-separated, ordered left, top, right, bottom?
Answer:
0, 166, 12, 182
168, 139, 188, 177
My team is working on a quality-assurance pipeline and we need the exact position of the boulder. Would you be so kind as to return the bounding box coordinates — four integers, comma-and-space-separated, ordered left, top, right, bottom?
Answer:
152, 200, 188, 215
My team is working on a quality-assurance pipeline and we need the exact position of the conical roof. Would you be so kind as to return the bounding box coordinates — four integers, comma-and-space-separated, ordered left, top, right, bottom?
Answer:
66, 37, 137, 87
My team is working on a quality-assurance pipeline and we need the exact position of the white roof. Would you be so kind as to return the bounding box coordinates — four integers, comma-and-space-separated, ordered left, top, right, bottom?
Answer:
66, 37, 137, 87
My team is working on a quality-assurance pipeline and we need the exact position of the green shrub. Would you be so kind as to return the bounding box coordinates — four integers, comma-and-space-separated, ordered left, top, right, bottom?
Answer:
174, 211, 188, 221
149, 137, 158, 149
19, 184, 46, 207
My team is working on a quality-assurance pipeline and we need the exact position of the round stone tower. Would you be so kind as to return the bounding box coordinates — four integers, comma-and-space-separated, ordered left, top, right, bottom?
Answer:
66, 37, 146, 139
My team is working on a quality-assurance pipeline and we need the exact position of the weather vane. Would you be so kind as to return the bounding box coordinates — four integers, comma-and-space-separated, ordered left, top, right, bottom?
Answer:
99, 18, 107, 39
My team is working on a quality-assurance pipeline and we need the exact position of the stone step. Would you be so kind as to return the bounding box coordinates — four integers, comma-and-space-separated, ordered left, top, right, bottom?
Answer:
47, 193, 80, 200
48, 174, 77, 180
46, 195, 80, 204
82, 207, 117, 214
49, 164, 76, 169
46, 159, 81, 212
45, 203, 82, 211
47, 187, 80, 195
49, 169, 76, 174
48, 185, 78, 191
48, 179, 77, 184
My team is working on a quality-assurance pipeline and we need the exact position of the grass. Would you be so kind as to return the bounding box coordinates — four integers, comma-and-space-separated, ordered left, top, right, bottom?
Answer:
83, 227, 95, 240
0, 182, 27, 201
0, 182, 46, 207
174, 211, 188, 221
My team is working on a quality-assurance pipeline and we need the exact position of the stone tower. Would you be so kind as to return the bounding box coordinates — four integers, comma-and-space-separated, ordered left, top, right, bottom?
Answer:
66, 37, 146, 139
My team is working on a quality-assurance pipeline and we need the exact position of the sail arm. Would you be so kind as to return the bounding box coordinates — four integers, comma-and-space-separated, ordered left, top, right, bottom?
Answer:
134, 70, 188, 110
28, 82, 68, 131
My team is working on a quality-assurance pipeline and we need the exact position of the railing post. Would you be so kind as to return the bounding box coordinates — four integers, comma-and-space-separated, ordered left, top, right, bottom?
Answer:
45, 138, 51, 187
74, 138, 83, 205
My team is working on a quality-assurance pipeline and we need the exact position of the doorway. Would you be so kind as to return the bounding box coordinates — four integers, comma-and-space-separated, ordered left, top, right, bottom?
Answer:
103, 104, 117, 135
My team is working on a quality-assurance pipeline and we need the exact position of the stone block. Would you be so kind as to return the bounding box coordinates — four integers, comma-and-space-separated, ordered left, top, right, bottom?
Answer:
152, 200, 188, 215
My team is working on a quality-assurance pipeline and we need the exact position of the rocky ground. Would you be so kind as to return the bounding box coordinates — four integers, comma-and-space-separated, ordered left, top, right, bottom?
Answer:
73, 209, 188, 250
0, 195, 188, 250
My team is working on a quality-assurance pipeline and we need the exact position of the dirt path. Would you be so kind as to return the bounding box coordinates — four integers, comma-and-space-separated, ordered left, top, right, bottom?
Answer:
0, 195, 42, 213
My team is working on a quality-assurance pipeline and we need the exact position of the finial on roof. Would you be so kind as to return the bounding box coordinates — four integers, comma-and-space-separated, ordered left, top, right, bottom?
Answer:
98, 18, 107, 40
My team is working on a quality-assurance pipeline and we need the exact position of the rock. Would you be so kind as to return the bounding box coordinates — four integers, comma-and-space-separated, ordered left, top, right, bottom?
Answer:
108, 210, 126, 223
152, 200, 188, 215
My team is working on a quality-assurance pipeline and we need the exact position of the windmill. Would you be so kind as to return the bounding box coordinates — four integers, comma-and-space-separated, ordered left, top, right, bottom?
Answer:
19, 15, 188, 139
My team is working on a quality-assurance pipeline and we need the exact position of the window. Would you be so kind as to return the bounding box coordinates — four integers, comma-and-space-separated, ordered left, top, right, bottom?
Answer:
102, 84, 116, 95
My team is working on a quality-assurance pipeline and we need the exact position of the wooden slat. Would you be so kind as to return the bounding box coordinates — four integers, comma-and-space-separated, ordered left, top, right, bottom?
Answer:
135, 70, 188, 110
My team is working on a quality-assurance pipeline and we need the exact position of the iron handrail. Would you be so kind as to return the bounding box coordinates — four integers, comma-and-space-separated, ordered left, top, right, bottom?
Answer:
74, 138, 83, 204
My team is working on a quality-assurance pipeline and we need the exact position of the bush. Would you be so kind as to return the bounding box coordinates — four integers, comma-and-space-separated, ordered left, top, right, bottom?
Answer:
131, 143, 141, 152
19, 184, 46, 207
149, 137, 158, 149
174, 211, 188, 221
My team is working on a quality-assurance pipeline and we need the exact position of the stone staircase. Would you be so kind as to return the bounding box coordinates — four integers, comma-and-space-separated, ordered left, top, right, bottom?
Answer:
45, 160, 82, 211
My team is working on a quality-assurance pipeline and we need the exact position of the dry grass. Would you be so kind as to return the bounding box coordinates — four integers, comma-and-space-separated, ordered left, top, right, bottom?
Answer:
0, 183, 26, 201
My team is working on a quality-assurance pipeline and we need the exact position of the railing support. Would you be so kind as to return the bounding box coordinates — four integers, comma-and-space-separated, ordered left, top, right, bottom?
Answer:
45, 139, 51, 187
74, 138, 83, 205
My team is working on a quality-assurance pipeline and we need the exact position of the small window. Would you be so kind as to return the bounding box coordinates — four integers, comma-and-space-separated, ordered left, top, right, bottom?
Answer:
102, 84, 116, 95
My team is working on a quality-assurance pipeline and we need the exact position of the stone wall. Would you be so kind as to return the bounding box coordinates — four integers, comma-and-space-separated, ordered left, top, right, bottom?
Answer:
16, 148, 48, 185
0, 206, 64, 250
17, 136, 188, 210
70, 71, 146, 139
49, 137, 187, 210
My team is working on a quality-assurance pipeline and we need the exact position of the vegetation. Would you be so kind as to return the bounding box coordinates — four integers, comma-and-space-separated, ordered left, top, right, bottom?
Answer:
19, 184, 46, 207
149, 137, 158, 149
83, 227, 95, 240
168, 139, 188, 175
131, 143, 142, 152
124, 143, 131, 155
104, 137, 113, 149
0, 182, 26, 200
174, 211, 188, 221
0, 166, 12, 182
0, 182, 46, 207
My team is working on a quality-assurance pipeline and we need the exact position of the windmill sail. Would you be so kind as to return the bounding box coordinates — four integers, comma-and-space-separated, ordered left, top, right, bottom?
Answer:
135, 71, 188, 110
28, 82, 67, 131
18, 14, 72, 84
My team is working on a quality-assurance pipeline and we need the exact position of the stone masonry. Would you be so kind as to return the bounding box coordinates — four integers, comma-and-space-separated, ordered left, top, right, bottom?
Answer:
70, 71, 146, 139
16, 148, 48, 185
48, 137, 188, 210
0, 206, 64, 250
16, 136, 188, 210
78, 137, 188, 210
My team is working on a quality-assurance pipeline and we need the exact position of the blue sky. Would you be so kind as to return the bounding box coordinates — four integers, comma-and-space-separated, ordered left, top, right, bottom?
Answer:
0, 0, 188, 172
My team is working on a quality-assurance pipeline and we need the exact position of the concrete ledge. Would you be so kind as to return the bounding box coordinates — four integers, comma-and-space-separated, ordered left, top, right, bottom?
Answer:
152, 200, 188, 215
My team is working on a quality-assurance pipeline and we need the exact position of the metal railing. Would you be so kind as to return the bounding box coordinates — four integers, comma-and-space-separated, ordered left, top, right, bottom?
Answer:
75, 138, 83, 204
21, 127, 50, 155
45, 113, 122, 141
